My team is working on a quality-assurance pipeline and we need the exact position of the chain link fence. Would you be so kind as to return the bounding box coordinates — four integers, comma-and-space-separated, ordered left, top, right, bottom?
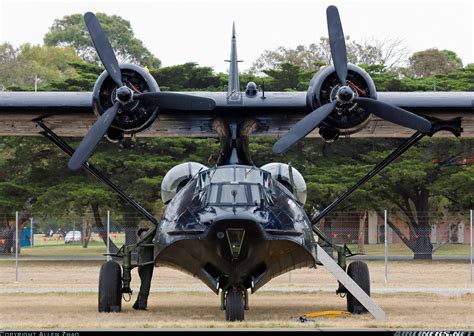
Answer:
0, 211, 152, 256
314, 210, 472, 260
0, 210, 472, 257
1, 210, 472, 283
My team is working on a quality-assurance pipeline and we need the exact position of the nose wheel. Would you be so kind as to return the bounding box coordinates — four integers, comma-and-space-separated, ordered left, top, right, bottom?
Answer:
224, 289, 245, 321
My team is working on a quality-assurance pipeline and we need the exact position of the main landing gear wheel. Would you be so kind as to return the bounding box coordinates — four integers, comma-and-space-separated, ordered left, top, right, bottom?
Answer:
98, 260, 122, 312
225, 289, 245, 321
346, 261, 370, 314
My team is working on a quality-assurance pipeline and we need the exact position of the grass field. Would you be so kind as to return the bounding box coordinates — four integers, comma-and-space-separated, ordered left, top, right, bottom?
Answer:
18, 241, 107, 257
346, 243, 471, 256
0, 291, 472, 329
0, 260, 472, 329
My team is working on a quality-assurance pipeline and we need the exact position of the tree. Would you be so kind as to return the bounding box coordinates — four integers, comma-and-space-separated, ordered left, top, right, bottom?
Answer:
250, 42, 327, 74
250, 36, 409, 73
46, 61, 102, 92
434, 163, 474, 213
151, 62, 224, 91
263, 62, 312, 91
44, 13, 161, 68
408, 49, 463, 78
0, 43, 23, 89
0, 43, 82, 90
366, 138, 473, 259
353, 36, 410, 69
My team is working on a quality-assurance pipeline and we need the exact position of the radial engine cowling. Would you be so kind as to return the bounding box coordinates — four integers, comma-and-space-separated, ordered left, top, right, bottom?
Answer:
92, 63, 160, 142
260, 163, 307, 205
306, 63, 377, 141
161, 162, 209, 204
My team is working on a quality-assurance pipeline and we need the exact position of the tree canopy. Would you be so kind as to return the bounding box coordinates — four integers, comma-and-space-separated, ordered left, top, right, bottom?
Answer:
408, 49, 463, 78
0, 42, 82, 90
44, 13, 161, 68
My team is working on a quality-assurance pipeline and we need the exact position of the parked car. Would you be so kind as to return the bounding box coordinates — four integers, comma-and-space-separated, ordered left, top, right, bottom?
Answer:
64, 230, 81, 243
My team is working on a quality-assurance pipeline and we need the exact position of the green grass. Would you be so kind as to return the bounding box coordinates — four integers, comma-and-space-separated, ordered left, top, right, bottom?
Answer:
17, 240, 108, 257
346, 243, 470, 256
6, 233, 127, 257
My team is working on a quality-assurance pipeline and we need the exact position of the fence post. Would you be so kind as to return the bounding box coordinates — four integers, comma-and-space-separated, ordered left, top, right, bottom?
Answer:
30, 217, 33, 247
384, 209, 388, 284
470, 209, 473, 283
107, 210, 110, 262
15, 211, 19, 283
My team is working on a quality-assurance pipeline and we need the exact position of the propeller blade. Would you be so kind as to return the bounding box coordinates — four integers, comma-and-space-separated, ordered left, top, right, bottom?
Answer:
272, 101, 337, 154
354, 97, 432, 133
326, 5, 348, 85
134, 92, 216, 111
68, 102, 120, 170
84, 12, 123, 87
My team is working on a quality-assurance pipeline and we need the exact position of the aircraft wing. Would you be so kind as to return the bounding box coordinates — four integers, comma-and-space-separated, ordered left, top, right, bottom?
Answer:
0, 91, 472, 138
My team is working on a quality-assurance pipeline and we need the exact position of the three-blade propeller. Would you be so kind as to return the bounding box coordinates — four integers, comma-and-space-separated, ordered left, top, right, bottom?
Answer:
272, 5, 432, 154
68, 12, 216, 170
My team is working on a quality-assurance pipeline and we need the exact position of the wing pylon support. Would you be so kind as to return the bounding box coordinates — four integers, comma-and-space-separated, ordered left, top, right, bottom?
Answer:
311, 117, 462, 226
35, 120, 160, 226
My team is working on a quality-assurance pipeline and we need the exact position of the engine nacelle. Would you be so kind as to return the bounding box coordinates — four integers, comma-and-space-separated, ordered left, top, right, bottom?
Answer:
306, 64, 377, 141
92, 63, 160, 141
161, 162, 209, 204
260, 163, 307, 205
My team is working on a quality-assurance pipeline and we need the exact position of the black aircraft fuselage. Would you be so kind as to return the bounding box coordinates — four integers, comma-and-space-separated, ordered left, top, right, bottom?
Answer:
154, 164, 317, 294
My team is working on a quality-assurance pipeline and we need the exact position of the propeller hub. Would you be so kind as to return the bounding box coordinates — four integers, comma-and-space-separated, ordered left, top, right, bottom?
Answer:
116, 86, 133, 105
336, 85, 354, 104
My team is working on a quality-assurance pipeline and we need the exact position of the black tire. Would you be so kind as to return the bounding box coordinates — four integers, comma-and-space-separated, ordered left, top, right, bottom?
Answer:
98, 260, 122, 312
346, 261, 370, 314
225, 289, 245, 321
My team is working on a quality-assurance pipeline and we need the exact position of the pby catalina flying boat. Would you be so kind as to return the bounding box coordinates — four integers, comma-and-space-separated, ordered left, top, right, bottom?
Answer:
0, 5, 472, 321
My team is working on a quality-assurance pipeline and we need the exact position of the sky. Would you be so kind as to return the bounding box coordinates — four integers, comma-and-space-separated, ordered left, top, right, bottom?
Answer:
0, 0, 472, 73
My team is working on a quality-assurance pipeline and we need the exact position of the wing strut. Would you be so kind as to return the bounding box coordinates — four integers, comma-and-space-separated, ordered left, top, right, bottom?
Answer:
35, 120, 159, 227
312, 131, 425, 225
311, 117, 462, 226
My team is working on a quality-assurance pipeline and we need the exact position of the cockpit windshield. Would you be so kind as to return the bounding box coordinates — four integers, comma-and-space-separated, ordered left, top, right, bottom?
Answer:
197, 166, 271, 206
198, 166, 269, 188
207, 183, 262, 206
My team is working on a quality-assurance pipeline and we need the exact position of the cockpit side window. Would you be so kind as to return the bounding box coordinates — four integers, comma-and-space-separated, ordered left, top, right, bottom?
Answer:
208, 184, 219, 203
